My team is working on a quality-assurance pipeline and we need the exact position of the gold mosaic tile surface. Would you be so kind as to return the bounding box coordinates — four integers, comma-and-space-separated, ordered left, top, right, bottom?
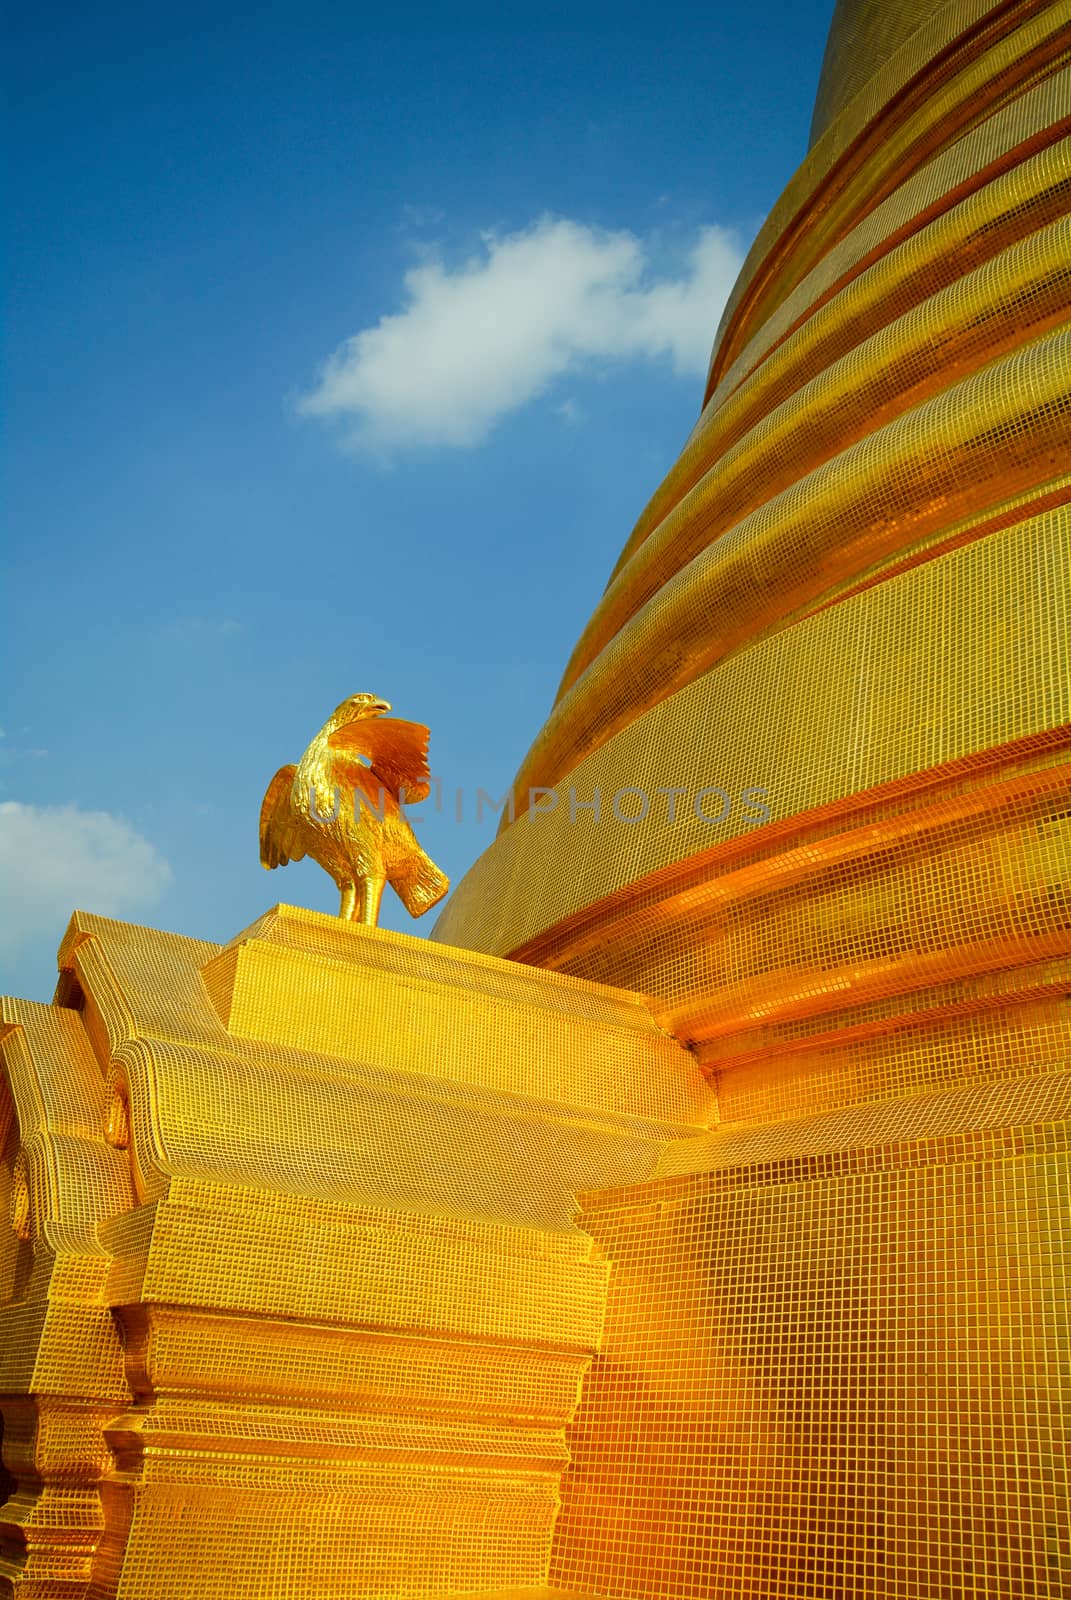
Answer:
3, 0, 1070, 1595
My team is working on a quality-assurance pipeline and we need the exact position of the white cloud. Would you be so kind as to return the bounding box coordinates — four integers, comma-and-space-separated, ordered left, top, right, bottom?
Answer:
0, 802, 173, 960
300, 216, 742, 451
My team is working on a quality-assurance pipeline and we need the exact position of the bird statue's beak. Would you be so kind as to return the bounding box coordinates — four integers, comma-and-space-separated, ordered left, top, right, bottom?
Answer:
372, 699, 392, 715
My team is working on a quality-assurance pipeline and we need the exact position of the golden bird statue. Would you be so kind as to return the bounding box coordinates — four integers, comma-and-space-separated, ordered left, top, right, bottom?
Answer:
259, 693, 449, 927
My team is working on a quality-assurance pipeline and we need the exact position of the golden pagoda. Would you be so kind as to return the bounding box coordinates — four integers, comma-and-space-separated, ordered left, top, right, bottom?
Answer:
2, 0, 1069, 1596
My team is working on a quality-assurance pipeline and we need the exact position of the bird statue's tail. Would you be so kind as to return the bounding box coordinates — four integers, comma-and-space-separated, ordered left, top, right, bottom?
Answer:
391, 848, 450, 918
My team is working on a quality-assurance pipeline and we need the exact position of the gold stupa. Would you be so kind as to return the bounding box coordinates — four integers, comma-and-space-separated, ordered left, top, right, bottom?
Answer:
2, 0, 1069, 1595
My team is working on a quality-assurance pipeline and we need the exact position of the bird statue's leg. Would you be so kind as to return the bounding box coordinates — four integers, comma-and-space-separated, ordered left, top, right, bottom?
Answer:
339, 882, 357, 920
359, 875, 386, 928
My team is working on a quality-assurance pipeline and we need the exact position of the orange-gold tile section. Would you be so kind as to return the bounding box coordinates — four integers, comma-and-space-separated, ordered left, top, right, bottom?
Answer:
0, 908, 704, 1598
552, 1112, 1071, 1600
435, 511, 1071, 970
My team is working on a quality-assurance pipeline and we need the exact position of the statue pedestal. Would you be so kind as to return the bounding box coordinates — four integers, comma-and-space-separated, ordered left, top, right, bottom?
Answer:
0, 907, 707, 1599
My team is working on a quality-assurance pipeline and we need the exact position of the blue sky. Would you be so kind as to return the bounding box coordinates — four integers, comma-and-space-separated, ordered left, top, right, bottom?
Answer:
2, 0, 832, 999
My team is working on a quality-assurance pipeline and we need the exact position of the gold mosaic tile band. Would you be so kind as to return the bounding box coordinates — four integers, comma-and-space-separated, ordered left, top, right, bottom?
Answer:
565, 215, 1069, 694
614, 80, 1071, 581
709, 0, 1070, 393
437, 510, 1071, 961
512, 326, 1069, 809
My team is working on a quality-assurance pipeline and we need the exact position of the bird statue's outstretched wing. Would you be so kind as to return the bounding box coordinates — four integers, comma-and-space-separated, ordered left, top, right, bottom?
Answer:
259, 764, 306, 868
329, 718, 432, 803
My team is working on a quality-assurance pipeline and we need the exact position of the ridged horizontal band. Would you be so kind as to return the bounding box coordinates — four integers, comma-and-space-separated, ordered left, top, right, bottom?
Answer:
434, 510, 1071, 957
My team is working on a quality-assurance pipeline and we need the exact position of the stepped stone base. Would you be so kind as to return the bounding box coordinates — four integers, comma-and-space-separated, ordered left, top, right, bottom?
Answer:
0, 907, 706, 1599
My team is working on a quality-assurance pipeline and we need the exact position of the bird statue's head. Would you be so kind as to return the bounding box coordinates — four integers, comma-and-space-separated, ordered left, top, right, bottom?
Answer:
327, 693, 392, 732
